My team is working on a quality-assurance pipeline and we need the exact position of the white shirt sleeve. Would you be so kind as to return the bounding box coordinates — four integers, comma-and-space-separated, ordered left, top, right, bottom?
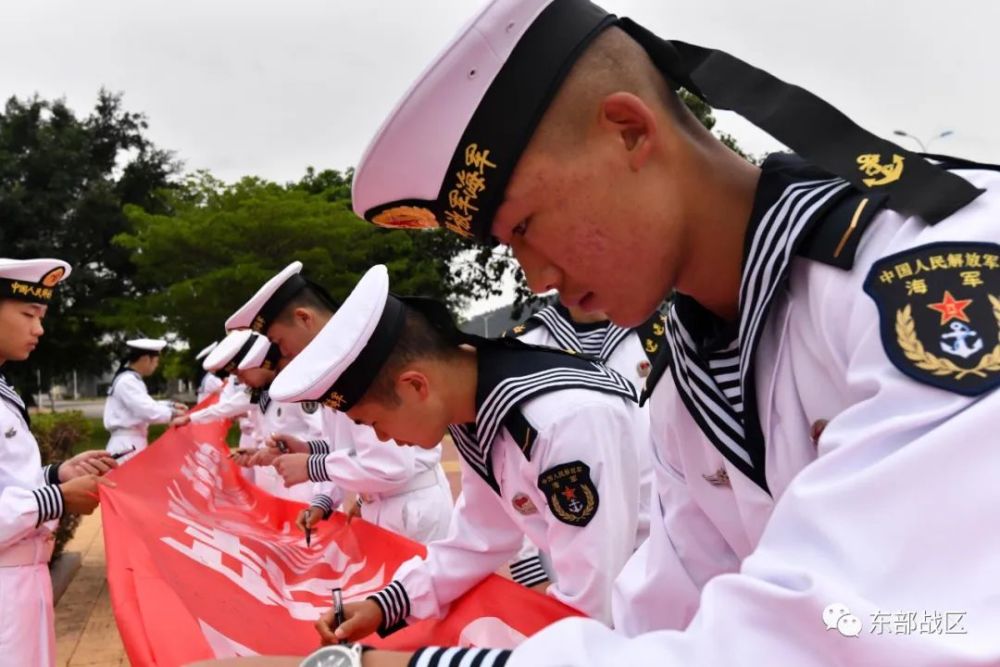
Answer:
190, 380, 251, 423
113, 373, 173, 424
315, 410, 439, 495
530, 401, 643, 624
372, 465, 524, 631
0, 406, 62, 549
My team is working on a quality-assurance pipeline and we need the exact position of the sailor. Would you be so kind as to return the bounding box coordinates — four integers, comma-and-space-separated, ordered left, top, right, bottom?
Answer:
226, 262, 453, 544
0, 257, 117, 666
503, 301, 660, 588
194, 341, 225, 403
270, 264, 647, 638
103, 338, 186, 463
345, 0, 1000, 665
202, 329, 331, 505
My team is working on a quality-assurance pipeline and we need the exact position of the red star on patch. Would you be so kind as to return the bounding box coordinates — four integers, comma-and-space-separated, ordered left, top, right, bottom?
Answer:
927, 290, 973, 325
561, 487, 576, 500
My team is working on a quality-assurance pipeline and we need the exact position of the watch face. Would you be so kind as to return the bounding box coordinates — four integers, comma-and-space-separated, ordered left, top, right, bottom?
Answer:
300, 645, 360, 667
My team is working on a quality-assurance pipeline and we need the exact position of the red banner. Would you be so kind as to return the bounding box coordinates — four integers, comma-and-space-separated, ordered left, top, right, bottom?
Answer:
101, 414, 578, 666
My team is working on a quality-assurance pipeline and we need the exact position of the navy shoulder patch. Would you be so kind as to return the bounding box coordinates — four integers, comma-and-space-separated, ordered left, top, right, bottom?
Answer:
537, 461, 599, 527
864, 242, 1000, 396
301, 401, 320, 414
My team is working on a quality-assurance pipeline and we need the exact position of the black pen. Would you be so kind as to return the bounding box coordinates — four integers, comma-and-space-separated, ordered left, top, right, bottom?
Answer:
332, 587, 346, 645
111, 446, 136, 460
305, 525, 312, 547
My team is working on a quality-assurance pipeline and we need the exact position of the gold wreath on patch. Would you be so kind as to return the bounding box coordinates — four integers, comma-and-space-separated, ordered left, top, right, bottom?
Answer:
371, 206, 439, 230
895, 295, 1000, 380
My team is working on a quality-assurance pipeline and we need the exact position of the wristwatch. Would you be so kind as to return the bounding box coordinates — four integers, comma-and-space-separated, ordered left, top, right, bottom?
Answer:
299, 643, 364, 667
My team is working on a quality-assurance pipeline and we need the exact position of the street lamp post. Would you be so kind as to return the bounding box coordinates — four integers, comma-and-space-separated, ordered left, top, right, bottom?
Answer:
893, 129, 954, 153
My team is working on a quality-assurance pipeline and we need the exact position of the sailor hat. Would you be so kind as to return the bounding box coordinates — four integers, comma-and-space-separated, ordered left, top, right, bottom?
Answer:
353, 0, 980, 241
0, 257, 72, 304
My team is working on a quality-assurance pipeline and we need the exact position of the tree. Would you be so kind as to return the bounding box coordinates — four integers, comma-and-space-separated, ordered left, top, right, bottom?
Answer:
114, 170, 512, 381
0, 90, 176, 395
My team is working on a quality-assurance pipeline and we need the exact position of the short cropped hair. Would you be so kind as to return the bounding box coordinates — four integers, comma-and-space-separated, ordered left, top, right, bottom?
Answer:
274, 284, 339, 323
362, 304, 459, 407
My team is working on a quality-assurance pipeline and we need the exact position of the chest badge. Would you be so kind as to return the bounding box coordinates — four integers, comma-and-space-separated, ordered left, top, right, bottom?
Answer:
537, 460, 599, 527
511, 492, 538, 516
637, 360, 651, 378
4, 427, 16, 438
865, 242, 1000, 396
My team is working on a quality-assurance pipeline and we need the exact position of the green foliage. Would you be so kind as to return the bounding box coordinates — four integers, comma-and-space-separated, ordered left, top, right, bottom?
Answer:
0, 90, 176, 393
114, 169, 510, 379
32, 410, 93, 560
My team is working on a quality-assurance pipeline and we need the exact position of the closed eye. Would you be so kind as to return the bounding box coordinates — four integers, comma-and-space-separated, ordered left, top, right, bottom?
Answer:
512, 218, 531, 237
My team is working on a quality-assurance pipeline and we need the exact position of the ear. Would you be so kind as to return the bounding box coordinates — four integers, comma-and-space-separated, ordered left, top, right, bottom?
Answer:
396, 370, 430, 402
293, 307, 313, 327
597, 92, 657, 171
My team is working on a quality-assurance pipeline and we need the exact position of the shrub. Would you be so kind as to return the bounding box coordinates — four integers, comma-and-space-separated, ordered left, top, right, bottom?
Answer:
32, 411, 93, 562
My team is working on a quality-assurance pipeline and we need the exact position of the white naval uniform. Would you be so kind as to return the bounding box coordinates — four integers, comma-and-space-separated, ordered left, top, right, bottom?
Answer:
474, 161, 1000, 666
508, 307, 657, 585
0, 377, 65, 667
246, 388, 332, 504
196, 372, 224, 404
368, 345, 645, 632
190, 376, 255, 448
103, 369, 174, 463
304, 408, 453, 544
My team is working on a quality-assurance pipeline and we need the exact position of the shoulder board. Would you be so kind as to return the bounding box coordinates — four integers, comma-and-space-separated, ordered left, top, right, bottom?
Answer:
502, 408, 540, 461
633, 306, 669, 365
797, 190, 889, 270
638, 338, 672, 407
501, 316, 544, 339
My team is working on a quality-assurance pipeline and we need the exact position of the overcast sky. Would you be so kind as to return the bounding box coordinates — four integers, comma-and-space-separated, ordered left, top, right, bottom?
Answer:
2, 0, 997, 314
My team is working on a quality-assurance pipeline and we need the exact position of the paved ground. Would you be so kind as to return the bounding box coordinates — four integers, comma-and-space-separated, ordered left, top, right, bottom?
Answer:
54, 509, 129, 666
55, 438, 463, 665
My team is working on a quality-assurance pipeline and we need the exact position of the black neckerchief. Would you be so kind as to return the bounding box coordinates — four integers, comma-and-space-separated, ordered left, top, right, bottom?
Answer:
0, 372, 30, 427
448, 338, 637, 495
663, 153, 858, 493
250, 386, 271, 414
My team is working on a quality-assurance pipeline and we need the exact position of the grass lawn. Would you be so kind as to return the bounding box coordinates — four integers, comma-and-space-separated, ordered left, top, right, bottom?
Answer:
76, 417, 242, 454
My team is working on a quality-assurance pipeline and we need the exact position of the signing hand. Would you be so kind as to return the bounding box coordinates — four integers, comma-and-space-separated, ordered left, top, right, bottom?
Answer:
58, 450, 117, 481
229, 448, 258, 467
266, 432, 309, 454
296, 506, 324, 534
316, 599, 383, 645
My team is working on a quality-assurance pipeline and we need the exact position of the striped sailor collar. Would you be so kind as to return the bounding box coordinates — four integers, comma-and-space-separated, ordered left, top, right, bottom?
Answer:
0, 372, 30, 426
663, 152, 855, 493
450, 339, 637, 494
528, 303, 631, 361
